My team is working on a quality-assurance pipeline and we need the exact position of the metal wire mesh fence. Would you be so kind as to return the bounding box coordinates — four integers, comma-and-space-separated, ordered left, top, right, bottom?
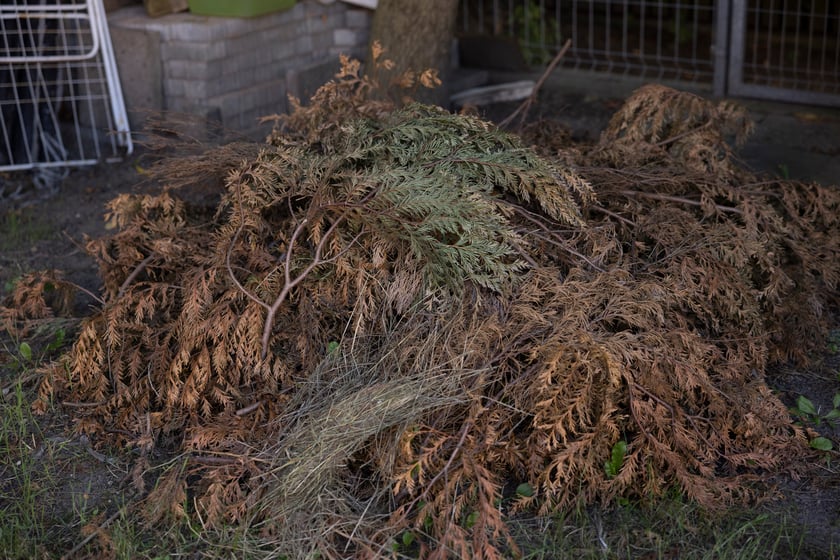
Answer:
458, 0, 840, 105
458, 0, 717, 83
729, 0, 840, 105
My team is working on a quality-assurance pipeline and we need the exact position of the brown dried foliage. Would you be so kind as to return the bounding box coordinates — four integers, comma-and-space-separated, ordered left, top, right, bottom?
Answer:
7, 59, 840, 558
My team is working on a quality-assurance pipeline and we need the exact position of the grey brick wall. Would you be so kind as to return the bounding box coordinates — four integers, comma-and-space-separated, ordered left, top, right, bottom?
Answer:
109, 0, 372, 139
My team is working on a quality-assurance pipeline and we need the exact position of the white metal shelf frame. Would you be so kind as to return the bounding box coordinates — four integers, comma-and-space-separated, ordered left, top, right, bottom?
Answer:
0, 0, 131, 175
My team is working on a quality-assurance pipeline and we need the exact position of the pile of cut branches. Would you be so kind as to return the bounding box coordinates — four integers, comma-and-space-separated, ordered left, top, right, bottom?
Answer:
6, 49, 840, 558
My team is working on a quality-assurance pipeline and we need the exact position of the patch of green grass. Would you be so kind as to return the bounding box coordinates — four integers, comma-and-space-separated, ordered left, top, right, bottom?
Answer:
0, 330, 834, 559
513, 495, 811, 560
0, 209, 55, 252
0, 379, 48, 559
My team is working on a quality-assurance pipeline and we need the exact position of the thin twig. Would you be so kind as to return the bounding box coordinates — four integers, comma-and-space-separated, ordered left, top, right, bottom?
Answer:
66, 281, 105, 306
116, 253, 156, 300
416, 422, 471, 503
236, 400, 262, 416
654, 119, 714, 147
510, 205, 606, 272
590, 205, 637, 227
61, 400, 107, 408
225, 185, 376, 359
619, 190, 743, 215
188, 454, 239, 466
2, 373, 39, 398
500, 39, 572, 130
260, 213, 362, 358
225, 216, 270, 310
60, 508, 123, 560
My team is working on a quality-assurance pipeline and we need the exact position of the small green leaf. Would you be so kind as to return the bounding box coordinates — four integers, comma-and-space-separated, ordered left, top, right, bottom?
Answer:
515, 482, 534, 497
796, 395, 817, 416
46, 328, 66, 353
19, 342, 32, 362
327, 341, 340, 355
464, 511, 479, 529
605, 440, 627, 478
824, 409, 840, 421
810, 437, 833, 451
401, 531, 415, 547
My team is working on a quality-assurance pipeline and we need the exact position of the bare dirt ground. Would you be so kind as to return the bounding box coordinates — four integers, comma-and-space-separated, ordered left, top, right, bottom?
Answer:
2, 88, 840, 557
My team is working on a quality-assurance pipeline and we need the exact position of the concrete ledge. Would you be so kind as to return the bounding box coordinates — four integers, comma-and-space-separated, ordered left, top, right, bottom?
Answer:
107, 1, 372, 138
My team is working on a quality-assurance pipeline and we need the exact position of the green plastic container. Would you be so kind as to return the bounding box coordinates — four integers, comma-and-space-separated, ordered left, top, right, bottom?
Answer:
187, 0, 296, 17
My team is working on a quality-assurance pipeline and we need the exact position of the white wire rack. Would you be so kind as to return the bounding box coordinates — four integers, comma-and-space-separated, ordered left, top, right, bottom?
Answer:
0, 0, 132, 181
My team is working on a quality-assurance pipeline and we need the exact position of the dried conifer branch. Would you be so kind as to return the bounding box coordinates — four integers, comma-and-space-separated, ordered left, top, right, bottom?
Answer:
619, 190, 743, 215
500, 39, 572, 130
260, 211, 359, 359
60, 507, 124, 560
66, 280, 106, 306
653, 119, 714, 147
511, 204, 606, 271
235, 401, 262, 416
21, 52, 839, 558
590, 205, 637, 227
116, 253, 157, 300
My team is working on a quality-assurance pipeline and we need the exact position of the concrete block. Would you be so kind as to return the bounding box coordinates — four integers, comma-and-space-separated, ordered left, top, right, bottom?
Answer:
276, 40, 301, 63
106, 0, 370, 137
306, 9, 344, 35
161, 40, 226, 61
164, 78, 209, 100
259, 22, 298, 46
109, 15, 164, 131
345, 8, 372, 29
224, 32, 270, 58
157, 19, 215, 42
164, 95, 192, 113
107, 6, 158, 31
238, 105, 280, 131
333, 28, 360, 48
165, 59, 223, 81
205, 62, 285, 98
284, 2, 308, 22
221, 47, 275, 76
208, 79, 288, 128
295, 34, 316, 57
302, 1, 332, 18
286, 58, 341, 102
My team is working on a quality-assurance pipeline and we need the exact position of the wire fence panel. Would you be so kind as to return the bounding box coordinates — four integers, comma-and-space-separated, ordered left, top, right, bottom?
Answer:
458, 0, 717, 83
728, 0, 840, 105
0, 0, 131, 189
459, 0, 840, 106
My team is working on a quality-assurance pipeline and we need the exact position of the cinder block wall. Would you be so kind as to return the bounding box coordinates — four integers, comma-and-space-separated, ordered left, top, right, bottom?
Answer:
108, 1, 372, 138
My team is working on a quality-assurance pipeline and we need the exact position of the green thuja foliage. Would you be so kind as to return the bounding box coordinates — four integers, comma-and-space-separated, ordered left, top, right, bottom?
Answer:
259, 103, 592, 294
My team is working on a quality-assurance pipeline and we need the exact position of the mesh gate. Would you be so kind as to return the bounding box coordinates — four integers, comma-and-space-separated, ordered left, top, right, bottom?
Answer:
0, 0, 132, 184
726, 0, 840, 105
458, 0, 840, 106
458, 1, 718, 83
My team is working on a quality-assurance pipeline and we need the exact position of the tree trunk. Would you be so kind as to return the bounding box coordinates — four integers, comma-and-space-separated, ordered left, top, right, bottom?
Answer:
368, 0, 458, 107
